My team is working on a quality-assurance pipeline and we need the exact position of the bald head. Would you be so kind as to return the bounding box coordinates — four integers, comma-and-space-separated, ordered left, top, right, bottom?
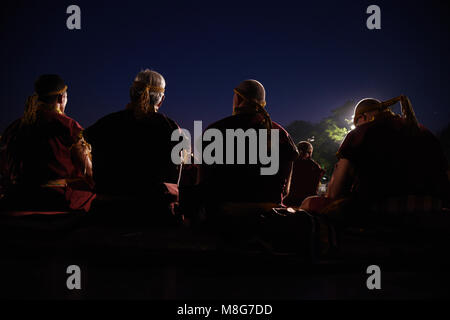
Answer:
233, 79, 266, 111
353, 98, 382, 127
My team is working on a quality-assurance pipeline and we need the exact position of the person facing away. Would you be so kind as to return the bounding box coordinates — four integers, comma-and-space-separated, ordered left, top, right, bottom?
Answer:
283, 141, 325, 207
198, 80, 299, 206
0, 74, 95, 212
83, 69, 181, 215
301, 96, 449, 218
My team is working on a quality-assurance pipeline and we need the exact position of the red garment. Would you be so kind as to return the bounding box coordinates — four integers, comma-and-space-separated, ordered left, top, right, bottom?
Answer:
0, 111, 95, 212
337, 113, 449, 202
284, 158, 325, 207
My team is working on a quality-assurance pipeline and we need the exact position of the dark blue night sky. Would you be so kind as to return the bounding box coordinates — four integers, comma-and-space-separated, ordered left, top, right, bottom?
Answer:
1, 0, 449, 134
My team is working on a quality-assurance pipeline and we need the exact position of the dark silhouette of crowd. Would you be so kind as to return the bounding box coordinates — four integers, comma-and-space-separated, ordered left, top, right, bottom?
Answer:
0, 71, 449, 253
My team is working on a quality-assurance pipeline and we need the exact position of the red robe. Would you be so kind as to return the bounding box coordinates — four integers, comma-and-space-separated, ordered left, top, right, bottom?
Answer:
337, 113, 449, 202
284, 158, 325, 207
0, 110, 95, 212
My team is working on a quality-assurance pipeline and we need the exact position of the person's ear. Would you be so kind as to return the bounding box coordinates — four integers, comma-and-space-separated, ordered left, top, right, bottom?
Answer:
156, 95, 165, 107
232, 93, 238, 111
57, 94, 63, 104
233, 93, 243, 108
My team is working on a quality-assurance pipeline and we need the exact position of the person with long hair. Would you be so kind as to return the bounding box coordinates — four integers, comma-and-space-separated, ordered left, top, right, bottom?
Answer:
84, 69, 181, 223
0, 74, 95, 213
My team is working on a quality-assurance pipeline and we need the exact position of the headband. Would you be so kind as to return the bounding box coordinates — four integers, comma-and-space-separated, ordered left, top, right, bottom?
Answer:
234, 88, 266, 108
42, 85, 68, 97
146, 85, 165, 93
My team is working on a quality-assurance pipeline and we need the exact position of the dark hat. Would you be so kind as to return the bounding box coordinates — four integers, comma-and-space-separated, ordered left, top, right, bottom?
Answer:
34, 74, 67, 97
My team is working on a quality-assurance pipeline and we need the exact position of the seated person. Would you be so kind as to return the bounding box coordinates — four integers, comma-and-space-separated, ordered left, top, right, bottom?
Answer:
179, 154, 199, 187
0, 74, 95, 213
198, 79, 299, 215
283, 141, 325, 207
301, 96, 449, 224
83, 69, 181, 222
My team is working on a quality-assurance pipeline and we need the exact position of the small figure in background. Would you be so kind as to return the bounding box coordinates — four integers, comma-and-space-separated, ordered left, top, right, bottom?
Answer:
283, 141, 325, 207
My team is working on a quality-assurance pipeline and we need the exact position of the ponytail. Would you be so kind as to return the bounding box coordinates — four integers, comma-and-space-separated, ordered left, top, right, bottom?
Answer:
21, 94, 39, 126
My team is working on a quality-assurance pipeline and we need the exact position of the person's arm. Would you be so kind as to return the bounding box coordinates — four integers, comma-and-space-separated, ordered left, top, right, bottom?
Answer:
277, 125, 298, 199
326, 158, 355, 199
70, 133, 94, 187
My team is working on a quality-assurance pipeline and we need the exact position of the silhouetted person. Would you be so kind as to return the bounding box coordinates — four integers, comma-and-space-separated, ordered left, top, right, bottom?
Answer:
198, 80, 298, 211
284, 141, 324, 207
84, 69, 180, 222
301, 96, 449, 223
179, 154, 199, 187
0, 74, 95, 212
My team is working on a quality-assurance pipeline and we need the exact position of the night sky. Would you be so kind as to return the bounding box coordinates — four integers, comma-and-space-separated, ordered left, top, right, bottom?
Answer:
1, 0, 449, 135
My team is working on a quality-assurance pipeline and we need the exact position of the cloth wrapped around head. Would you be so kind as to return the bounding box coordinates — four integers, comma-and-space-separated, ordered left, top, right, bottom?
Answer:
23, 74, 68, 126
352, 95, 419, 129
233, 79, 266, 109
128, 69, 166, 117
233, 79, 272, 131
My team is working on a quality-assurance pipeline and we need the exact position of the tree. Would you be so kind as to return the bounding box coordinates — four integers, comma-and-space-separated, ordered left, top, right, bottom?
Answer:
286, 100, 355, 177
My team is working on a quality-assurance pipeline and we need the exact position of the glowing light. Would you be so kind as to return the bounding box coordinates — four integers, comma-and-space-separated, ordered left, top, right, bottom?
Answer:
287, 207, 296, 214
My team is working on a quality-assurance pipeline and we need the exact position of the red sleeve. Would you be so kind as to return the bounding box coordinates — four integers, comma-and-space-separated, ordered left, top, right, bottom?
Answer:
56, 114, 84, 147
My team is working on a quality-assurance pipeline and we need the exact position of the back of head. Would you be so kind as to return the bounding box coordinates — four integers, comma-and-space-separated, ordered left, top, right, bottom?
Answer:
232, 79, 274, 136
34, 74, 67, 104
22, 74, 68, 126
129, 69, 166, 117
353, 98, 382, 125
297, 141, 313, 159
234, 79, 266, 108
